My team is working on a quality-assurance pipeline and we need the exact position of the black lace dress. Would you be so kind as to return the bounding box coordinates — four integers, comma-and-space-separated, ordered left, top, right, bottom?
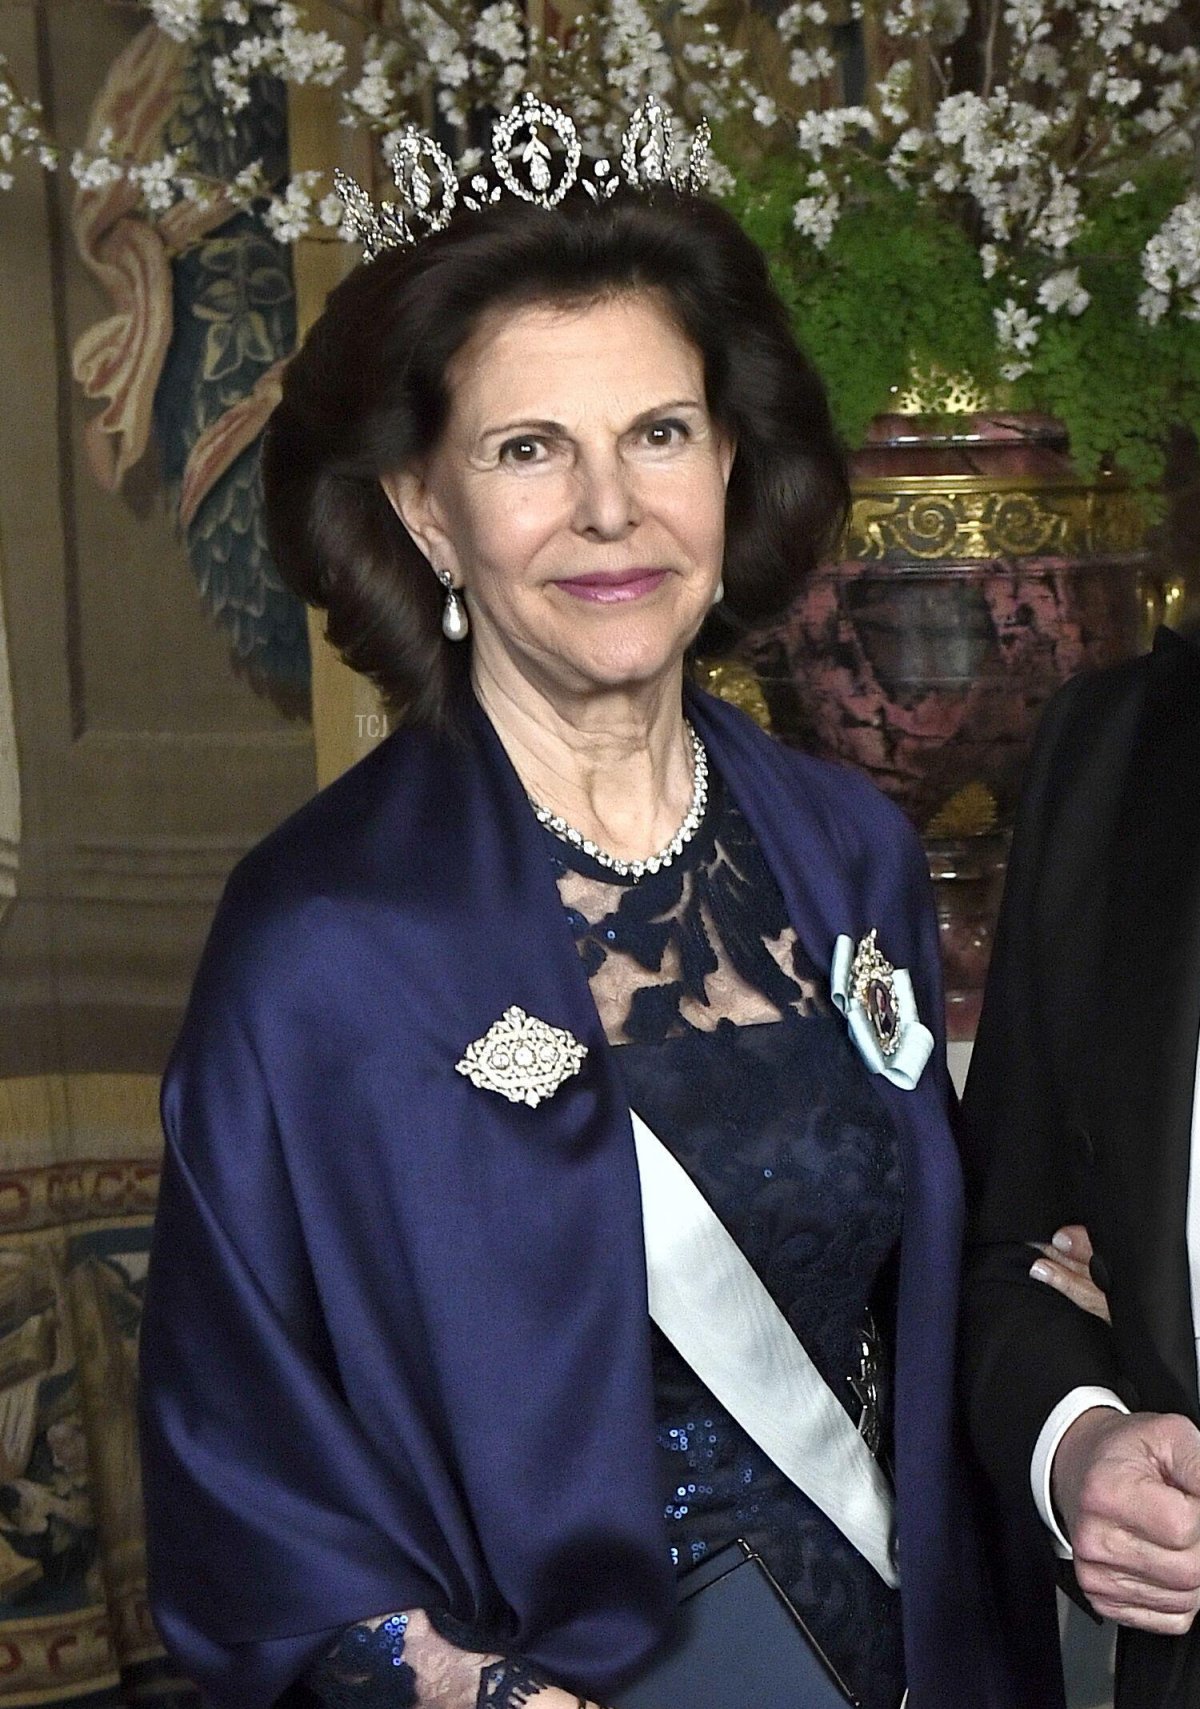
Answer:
543, 770, 907, 1709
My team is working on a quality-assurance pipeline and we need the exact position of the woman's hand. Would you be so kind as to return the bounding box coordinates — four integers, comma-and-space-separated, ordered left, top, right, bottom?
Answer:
1029, 1224, 1111, 1324
529, 1694, 605, 1708
307, 1608, 608, 1709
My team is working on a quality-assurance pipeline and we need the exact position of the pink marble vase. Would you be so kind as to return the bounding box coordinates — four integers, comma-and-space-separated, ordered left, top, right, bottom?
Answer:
744, 412, 1148, 1038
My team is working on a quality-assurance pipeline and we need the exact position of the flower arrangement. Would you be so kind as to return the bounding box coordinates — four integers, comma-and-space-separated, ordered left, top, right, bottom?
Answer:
4, 0, 1200, 484
723, 0, 1200, 484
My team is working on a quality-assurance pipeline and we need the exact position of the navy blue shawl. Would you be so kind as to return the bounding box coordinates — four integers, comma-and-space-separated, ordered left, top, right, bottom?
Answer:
140, 691, 1056, 1709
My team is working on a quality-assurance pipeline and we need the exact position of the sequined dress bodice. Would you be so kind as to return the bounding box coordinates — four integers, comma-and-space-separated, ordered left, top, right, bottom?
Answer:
544, 771, 906, 1709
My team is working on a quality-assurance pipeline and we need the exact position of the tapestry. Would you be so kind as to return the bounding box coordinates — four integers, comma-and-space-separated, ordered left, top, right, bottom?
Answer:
0, 2, 319, 1700
0, 1103, 193, 1709
71, 16, 309, 712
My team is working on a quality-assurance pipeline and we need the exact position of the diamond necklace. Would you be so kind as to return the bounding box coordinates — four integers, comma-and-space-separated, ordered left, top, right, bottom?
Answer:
528, 723, 709, 880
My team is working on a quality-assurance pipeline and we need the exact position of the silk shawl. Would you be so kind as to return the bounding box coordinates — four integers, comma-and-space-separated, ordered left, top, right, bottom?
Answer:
139, 690, 1054, 1709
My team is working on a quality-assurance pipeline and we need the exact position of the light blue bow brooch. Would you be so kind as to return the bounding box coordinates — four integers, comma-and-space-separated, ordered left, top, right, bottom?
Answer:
831, 929, 934, 1091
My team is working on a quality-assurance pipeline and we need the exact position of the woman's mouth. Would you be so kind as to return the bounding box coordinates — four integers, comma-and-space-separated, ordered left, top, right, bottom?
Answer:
554, 568, 670, 604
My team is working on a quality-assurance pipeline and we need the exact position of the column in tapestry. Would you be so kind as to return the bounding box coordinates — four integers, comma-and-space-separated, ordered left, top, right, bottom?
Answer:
0, 530, 19, 928
289, 5, 387, 787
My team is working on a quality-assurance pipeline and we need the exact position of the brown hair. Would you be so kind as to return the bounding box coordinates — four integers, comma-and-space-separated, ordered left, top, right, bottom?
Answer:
261, 181, 849, 730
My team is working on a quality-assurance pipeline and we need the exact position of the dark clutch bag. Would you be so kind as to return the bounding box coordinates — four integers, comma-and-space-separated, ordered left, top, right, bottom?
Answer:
615, 1540, 862, 1709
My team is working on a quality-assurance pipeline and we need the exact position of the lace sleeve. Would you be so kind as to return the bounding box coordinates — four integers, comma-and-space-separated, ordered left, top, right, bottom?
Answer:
304, 1608, 602, 1709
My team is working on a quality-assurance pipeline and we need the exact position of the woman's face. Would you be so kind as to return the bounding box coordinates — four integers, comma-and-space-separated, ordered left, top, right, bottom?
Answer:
385, 291, 735, 706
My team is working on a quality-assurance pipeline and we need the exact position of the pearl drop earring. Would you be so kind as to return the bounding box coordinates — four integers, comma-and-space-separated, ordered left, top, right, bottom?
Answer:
435, 567, 469, 642
712, 577, 725, 606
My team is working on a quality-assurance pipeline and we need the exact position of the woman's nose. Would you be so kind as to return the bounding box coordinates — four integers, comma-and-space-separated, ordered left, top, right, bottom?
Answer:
571, 449, 639, 540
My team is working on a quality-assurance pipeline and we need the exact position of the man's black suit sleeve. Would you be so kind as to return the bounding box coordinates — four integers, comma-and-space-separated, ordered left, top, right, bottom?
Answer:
959, 671, 1126, 1539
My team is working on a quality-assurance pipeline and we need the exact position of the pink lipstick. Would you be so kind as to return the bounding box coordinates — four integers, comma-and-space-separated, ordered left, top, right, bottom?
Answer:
555, 568, 669, 603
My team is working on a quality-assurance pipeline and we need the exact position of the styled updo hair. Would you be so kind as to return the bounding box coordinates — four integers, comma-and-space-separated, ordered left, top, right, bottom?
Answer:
262, 179, 849, 730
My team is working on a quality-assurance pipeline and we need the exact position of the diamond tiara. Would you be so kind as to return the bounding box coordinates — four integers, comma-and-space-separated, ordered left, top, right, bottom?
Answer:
333, 93, 712, 263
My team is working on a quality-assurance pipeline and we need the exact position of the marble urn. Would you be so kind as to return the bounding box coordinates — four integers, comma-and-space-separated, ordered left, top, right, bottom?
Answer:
745, 410, 1150, 1038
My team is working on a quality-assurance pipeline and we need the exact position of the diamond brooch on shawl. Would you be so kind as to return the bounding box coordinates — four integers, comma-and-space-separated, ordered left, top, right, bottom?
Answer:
831, 930, 935, 1091
456, 1006, 587, 1107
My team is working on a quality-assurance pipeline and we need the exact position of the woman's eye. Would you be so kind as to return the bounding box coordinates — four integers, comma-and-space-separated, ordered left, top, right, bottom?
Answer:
498, 437, 547, 465
642, 419, 689, 448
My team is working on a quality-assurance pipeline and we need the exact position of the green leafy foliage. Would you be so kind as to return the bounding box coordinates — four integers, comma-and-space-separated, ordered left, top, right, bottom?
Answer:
727, 158, 1002, 442
1024, 172, 1200, 484
723, 154, 1200, 486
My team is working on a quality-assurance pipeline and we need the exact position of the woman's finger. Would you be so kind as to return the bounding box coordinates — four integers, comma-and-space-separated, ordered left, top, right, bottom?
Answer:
1029, 1251, 1112, 1323
1051, 1224, 1094, 1264
1033, 1242, 1092, 1280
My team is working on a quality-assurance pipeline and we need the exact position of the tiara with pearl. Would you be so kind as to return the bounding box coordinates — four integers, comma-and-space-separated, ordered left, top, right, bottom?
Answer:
333, 93, 712, 263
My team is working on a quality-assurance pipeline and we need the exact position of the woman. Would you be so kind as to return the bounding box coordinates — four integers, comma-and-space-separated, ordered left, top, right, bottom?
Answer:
138, 102, 1057, 1709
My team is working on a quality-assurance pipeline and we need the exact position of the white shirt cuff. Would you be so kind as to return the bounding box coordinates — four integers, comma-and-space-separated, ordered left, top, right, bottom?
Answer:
1030, 1386, 1129, 1558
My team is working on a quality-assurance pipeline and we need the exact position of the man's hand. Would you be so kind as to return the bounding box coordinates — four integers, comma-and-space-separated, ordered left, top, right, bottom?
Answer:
1053, 1407, 1200, 1633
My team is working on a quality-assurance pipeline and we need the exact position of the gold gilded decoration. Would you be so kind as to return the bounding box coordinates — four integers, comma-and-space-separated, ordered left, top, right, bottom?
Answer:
692, 659, 772, 731
893, 365, 997, 416
925, 781, 1000, 840
1163, 578, 1188, 624
847, 481, 1146, 562
1140, 572, 1190, 648
456, 1006, 587, 1107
